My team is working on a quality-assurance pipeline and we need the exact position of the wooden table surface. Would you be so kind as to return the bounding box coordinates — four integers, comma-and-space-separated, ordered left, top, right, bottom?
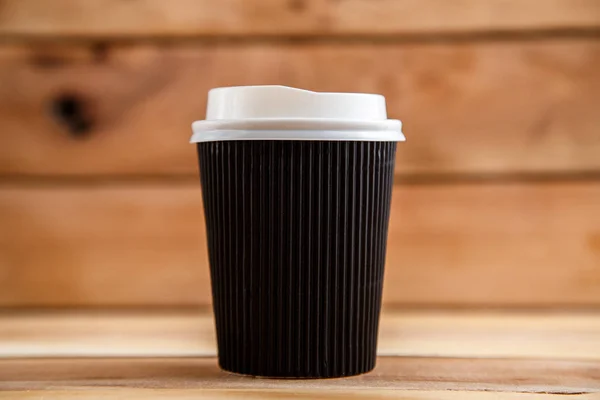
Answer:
0, 309, 599, 399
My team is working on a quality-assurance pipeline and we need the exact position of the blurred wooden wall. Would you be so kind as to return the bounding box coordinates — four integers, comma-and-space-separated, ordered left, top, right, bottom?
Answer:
0, 0, 599, 307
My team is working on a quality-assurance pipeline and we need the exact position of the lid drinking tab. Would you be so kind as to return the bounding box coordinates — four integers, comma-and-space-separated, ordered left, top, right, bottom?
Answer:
206, 85, 387, 121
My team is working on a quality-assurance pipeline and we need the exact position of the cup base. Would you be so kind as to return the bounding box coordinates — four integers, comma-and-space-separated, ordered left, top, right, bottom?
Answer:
219, 360, 376, 379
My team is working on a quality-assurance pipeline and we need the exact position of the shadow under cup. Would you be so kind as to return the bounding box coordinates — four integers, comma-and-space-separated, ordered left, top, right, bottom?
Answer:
197, 140, 397, 378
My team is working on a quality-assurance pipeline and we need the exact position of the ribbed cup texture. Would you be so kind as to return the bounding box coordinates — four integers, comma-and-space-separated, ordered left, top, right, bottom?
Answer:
197, 141, 397, 378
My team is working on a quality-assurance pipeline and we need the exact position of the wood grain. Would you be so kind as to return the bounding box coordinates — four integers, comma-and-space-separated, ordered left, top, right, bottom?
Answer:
1, 182, 599, 307
386, 182, 600, 305
1, 310, 599, 360
1, 40, 599, 177
1, 310, 600, 398
0, 356, 599, 394
0, 0, 599, 37
0, 184, 208, 306
0, 0, 320, 37
325, 0, 600, 35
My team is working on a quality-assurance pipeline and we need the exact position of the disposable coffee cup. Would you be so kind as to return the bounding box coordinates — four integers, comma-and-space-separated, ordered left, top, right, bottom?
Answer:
191, 86, 405, 378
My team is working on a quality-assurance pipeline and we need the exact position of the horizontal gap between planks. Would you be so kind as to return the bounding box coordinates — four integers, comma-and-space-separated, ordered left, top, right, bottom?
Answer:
1, 171, 600, 188
0, 28, 599, 46
1, 304, 600, 313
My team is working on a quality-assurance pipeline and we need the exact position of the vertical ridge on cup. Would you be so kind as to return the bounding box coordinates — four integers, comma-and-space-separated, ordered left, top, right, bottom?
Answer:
198, 140, 396, 378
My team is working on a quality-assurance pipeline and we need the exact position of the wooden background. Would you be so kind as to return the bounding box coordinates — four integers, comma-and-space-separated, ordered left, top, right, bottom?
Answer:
0, 0, 599, 308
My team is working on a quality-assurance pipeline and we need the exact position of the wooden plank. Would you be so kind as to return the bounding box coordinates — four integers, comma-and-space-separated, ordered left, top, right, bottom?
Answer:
0, 356, 599, 395
1, 39, 600, 177
325, 0, 600, 35
1, 310, 599, 360
0, 184, 209, 306
0, 182, 599, 307
0, 0, 599, 37
386, 182, 600, 305
0, 0, 320, 37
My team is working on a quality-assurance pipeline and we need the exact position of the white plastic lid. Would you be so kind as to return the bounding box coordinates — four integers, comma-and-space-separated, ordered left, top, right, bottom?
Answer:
190, 85, 405, 142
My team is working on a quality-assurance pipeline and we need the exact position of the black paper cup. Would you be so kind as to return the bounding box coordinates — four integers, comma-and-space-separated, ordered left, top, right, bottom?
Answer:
197, 140, 397, 378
